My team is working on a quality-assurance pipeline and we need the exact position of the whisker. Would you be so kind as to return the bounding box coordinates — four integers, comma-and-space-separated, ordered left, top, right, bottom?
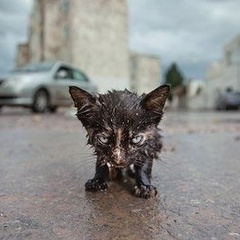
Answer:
62, 156, 95, 179
62, 161, 95, 189
68, 160, 95, 175
154, 154, 181, 176
131, 153, 180, 178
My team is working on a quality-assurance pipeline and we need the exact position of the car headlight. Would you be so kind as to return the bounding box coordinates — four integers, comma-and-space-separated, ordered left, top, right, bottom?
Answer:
2, 77, 25, 88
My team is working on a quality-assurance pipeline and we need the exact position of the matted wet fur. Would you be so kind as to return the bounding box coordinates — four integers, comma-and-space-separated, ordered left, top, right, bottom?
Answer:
69, 85, 170, 198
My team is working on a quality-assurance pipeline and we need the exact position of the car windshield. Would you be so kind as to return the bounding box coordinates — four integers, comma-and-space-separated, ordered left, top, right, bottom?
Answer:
15, 62, 55, 72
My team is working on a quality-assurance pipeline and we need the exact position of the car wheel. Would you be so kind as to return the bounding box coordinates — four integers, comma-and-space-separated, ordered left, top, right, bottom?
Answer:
32, 89, 49, 113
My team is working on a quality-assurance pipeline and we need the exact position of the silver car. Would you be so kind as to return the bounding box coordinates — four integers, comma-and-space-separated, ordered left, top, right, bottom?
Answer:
0, 61, 97, 113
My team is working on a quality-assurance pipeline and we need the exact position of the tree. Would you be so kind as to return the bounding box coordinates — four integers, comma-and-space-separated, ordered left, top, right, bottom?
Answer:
164, 63, 184, 89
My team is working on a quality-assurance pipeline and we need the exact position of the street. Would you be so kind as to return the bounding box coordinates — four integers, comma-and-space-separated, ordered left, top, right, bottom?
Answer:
0, 108, 240, 240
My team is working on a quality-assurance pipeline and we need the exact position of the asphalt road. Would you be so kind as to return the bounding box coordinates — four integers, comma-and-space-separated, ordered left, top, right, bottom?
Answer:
0, 108, 240, 240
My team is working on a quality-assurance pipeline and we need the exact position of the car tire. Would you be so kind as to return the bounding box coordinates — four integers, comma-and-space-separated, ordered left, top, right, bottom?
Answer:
32, 89, 49, 113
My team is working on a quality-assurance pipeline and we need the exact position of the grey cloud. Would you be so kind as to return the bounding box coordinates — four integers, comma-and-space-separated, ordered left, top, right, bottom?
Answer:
0, 13, 29, 36
0, 0, 32, 14
0, 0, 32, 73
129, 0, 240, 79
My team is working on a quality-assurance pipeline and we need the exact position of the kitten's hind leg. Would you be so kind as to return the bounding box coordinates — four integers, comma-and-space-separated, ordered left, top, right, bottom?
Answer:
85, 163, 109, 192
133, 159, 157, 199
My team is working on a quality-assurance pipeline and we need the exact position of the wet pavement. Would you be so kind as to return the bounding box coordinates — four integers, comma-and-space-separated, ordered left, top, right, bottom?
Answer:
0, 108, 240, 240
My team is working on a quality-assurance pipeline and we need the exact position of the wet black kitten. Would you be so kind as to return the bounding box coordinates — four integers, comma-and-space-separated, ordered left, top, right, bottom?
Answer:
69, 85, 170, 198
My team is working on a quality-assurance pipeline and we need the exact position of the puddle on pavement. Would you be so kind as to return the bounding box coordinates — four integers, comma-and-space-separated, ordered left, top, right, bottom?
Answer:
83, 182, 171, 240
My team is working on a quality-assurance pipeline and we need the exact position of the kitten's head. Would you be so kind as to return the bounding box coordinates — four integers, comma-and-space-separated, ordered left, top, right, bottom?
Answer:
69, 85, 170, 168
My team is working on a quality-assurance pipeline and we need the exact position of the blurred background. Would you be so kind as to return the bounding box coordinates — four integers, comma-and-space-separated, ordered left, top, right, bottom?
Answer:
0, 0, 240, 112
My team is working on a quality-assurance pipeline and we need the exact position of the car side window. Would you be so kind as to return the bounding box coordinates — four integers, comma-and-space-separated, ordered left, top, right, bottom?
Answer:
55, 67, 73, 80
72, 70, 89, 82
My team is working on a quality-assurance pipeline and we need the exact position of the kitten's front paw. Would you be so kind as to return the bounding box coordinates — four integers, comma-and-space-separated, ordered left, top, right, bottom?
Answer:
134, 184, 157, 199
85, 178, 108, 192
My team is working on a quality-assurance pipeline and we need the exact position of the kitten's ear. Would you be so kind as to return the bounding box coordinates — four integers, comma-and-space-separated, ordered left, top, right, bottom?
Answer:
69, 86, 95, 108
141, 85, 171, 114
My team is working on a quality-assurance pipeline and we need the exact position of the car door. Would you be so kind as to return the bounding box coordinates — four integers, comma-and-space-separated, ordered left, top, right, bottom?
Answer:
54, 66, 74, 105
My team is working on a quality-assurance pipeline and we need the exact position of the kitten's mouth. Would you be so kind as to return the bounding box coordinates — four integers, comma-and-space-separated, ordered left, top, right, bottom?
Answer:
107, 162, 127, 169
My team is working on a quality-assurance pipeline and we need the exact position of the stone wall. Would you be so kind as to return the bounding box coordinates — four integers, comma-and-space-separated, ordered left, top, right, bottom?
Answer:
28, 0, 42, 62
28, 0, 67, 62
130, 53, 160, 94
70, 0, 130, 92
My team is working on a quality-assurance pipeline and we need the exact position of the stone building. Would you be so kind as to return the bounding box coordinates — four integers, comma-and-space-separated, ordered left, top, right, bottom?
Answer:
206, 33, 240, 108
28, 0, 71, 62
130, 53, 160, 94
16, 0, 129, 92
16, 0, 161, 93
70, 0, 130, 92
183, 80, 206, 110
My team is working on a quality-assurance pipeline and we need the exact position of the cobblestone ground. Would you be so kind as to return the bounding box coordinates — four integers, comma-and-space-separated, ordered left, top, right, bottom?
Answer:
0, 108, 240, 240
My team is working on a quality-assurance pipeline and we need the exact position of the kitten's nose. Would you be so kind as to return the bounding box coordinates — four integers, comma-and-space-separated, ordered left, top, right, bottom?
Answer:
112, 148, 124, 165
113, 148, 121, 157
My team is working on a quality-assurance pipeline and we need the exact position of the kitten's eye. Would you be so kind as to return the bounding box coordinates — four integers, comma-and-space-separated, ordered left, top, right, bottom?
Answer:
131, 135, 143, 144
98, 136, 109, 144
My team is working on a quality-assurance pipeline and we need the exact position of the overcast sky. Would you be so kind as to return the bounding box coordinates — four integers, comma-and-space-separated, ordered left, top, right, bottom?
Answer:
0, 0, 33, 74
0, 0, 240, 81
